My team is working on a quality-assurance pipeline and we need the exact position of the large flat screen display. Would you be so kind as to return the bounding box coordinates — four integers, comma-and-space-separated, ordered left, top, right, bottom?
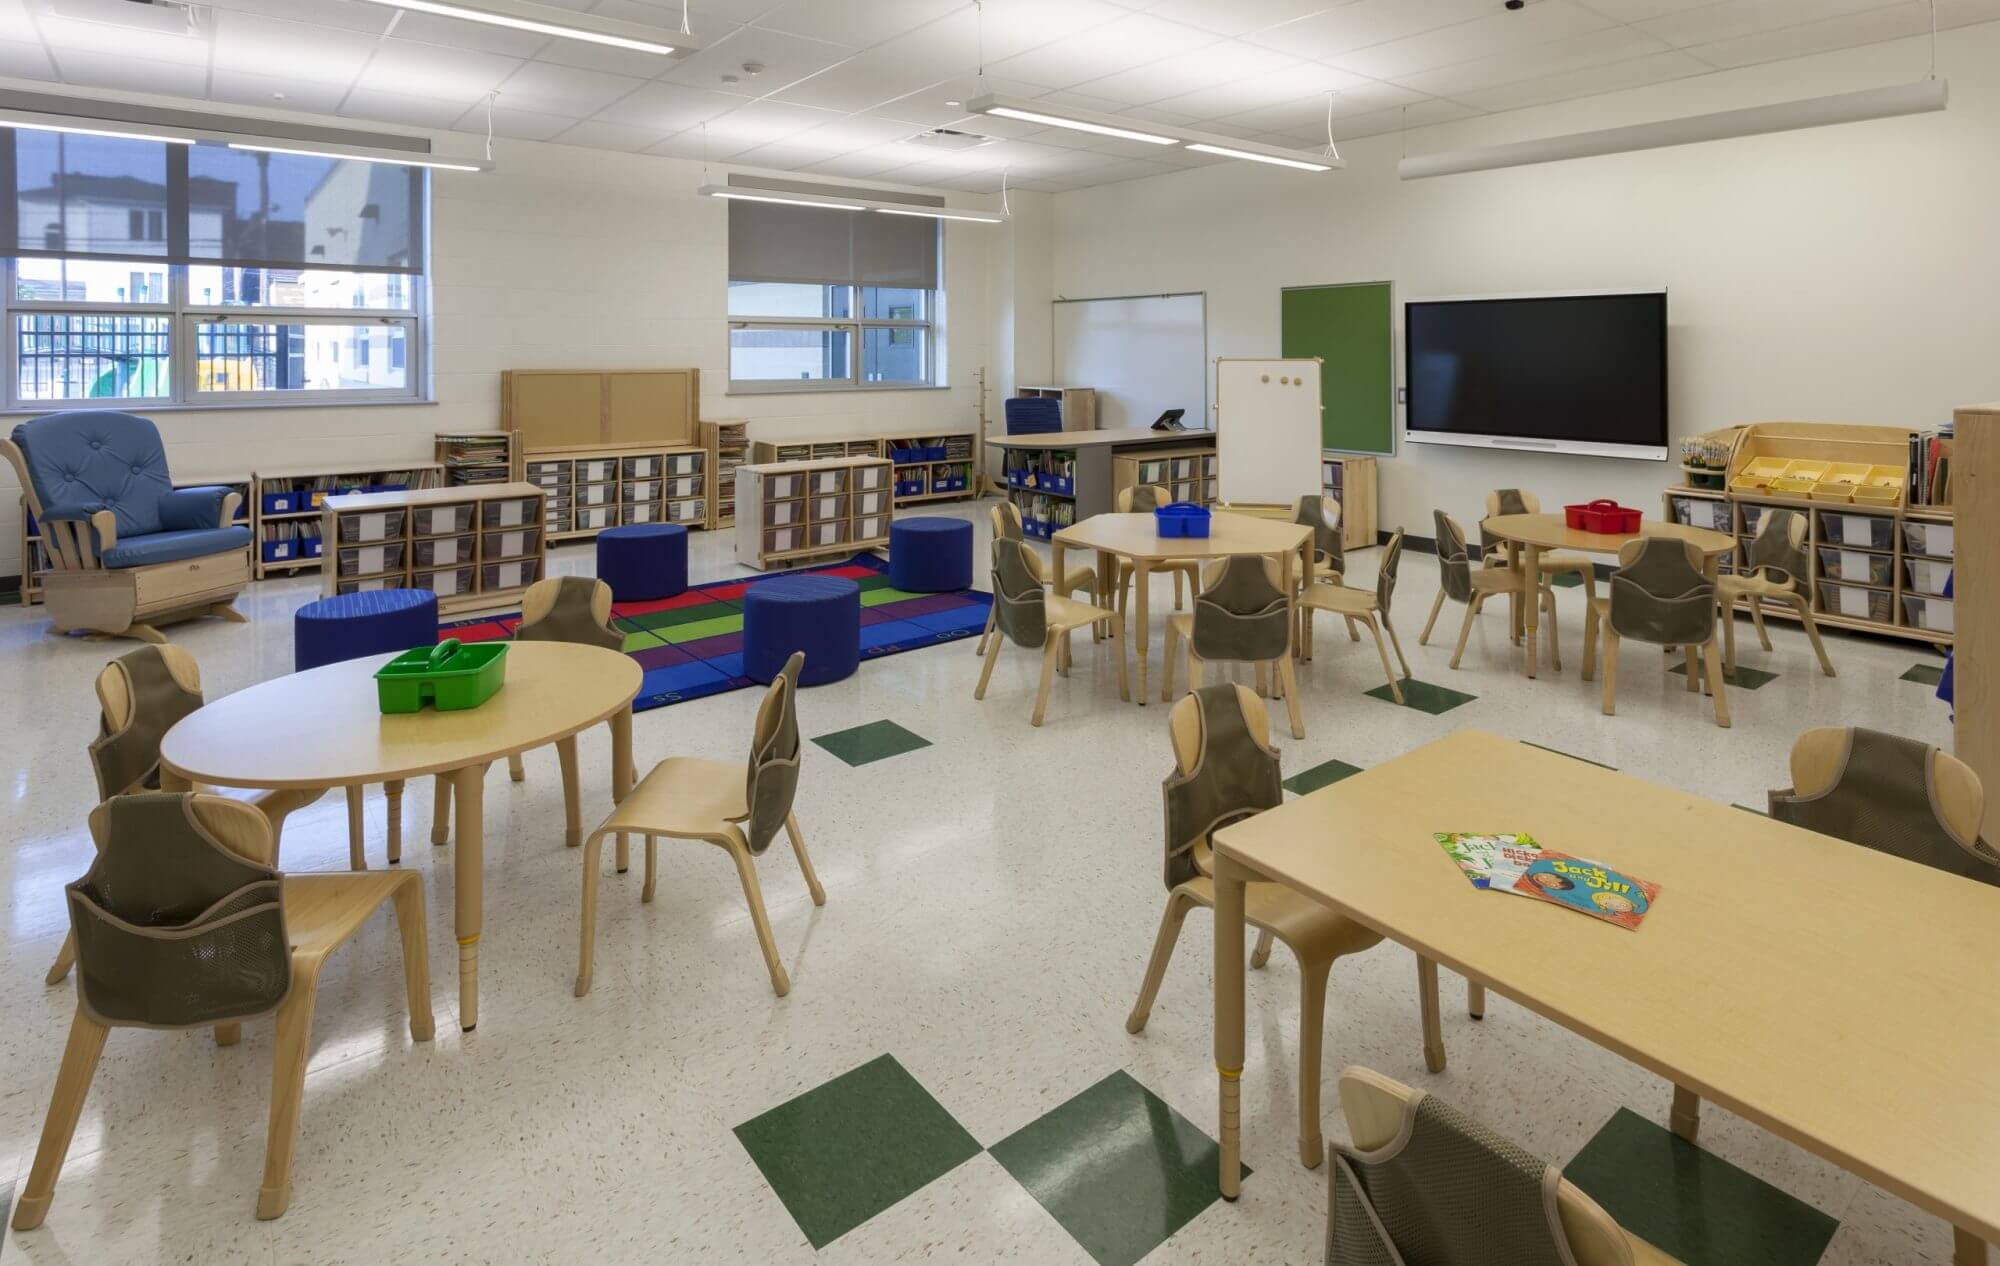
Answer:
1404, 291, 1668, 460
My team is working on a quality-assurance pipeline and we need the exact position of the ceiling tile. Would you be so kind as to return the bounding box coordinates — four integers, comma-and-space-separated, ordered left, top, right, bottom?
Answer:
36, 13, 212, 64
47, 49, 208, 95
206, 0, 394, 35
387, 11, 553, 58
0, 0, 38, 41
1243, 0, 1496, 60
212, 11, 382, 85
1636, 0, 1899, 48
494, 61, 651, 117
0, 35, 55, 80
983, 13, 1220, 90
1142, 59, 1367, 118
1065, 40, 1304, 106
753, 0, 962, 47
1325, 1, 1618, 80
1138, 0, 1350, 38
1450, 48, 1708, 112
531, 36, 682, 78
593, 79, 745, 129
698, 98, 849, 155
209, 69, 351, 115
1680, 3, 1939, 67
720, 139, 838, 170
454, 103, 580, 140
661, 24, 854, 93
800, 149, 918, 177
769, 17, 967, 111
792, 113, 929, 151
356, 38, 524, 100
545, 119, 676, 151
1328, 95, 1478, 141
1395, 25, 1676, 98
868, 74, 1047, 125
1575, 0, 1726, 19
340, 87, 486, 130
957, 0, 1132, 62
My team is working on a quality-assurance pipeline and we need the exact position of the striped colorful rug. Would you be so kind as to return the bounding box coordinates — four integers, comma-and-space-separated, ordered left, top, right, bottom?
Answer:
439, 554, 992, 713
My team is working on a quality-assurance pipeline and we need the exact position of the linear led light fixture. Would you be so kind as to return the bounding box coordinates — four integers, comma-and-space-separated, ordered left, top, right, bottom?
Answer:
697, 185, 1003, 223
0, 109, 201, 144
349, 0, 687, 55
965, 94, 1340, 172
229, 141, 491, 173
1401, 78, 1947, 180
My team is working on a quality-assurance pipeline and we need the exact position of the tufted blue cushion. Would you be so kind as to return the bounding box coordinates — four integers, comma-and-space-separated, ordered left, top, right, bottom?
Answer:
99, 526, 251, 569
12, 411, 172, 539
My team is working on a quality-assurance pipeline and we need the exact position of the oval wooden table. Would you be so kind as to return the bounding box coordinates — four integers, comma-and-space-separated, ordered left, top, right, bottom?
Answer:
1484, 512, 1735, 680
160, 641, 643, 1030
1051, 511, 1314, 707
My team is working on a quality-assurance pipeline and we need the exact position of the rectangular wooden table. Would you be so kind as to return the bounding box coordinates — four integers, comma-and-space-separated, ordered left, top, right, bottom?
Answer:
1211, 731, 2000, 1263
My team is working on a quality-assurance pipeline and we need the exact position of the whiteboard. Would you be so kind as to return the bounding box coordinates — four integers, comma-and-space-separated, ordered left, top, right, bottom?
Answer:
1053, 293, 1207, 431
1216, 358, 1323, 507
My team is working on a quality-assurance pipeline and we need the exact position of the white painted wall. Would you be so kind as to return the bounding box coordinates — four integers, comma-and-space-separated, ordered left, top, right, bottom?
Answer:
1047, 24, 2000, 541
1, 128, 994, 576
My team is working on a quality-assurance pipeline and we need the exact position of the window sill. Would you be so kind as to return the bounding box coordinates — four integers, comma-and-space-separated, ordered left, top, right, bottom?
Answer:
726, 382, 951, 397
0, 396, 435, 418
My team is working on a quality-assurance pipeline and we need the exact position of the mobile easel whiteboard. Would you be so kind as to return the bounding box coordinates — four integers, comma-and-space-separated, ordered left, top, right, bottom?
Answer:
1215, 357, 1323, 508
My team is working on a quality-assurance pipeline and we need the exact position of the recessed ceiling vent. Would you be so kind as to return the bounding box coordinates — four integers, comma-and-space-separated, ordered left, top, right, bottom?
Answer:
906, 127, 996, 152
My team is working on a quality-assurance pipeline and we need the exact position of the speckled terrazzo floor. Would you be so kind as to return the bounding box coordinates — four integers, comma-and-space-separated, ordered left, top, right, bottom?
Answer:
0, 497, 1973, 1265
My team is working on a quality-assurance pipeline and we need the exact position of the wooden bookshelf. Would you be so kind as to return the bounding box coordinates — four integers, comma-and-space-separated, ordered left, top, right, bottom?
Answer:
1321, 455, 1379, 551
705, 419, 750, 531
252, 462, 443, 580
1014, 384, 1097, 432
750, 427, 977, 510
734, 456, 893, 571
435, 431, 515, 487
321, 483, 547, 615
523, 443, 708, 542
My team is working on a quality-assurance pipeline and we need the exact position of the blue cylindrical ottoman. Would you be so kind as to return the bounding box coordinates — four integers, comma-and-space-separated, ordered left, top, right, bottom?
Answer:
888, 516, 973, 593
294, 589, 439, 672
742, 575, 860, 686
597, 523, 688, 602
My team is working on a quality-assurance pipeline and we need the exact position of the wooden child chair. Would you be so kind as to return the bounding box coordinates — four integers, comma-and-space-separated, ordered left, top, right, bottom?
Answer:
1298, 528, 1411, 705
1420, 510, 1562, 672
1128, 685, 1445, 1170
1718, 508, 1836, 678
974, 536, 1127, 726
1482, 488, 1598, 598
575, 652, 826, 998
1582, 537, 1730, 728
1115, 484, 1204, 613
1770, 727, 1994, 882
14, 793, 431, 1229
975, 500, 1101, 656
1162, 555, 1304, 739
1333, 1067, 1682, 1265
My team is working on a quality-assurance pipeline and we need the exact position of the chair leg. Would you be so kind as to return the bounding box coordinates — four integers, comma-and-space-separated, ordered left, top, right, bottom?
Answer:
1417, 956, 1446, 1074
1450, 596, 1481, 670
431, 773, 451, 847
975, 603, 996, 655
1188, 650, 1204, 692
11, 1010, 110, 1231
1364, 616, 1404, 704
1172, 567, 1184, 611
575, 832, 605, 997
725, 834, 791, 997
1032, 635, 1060, 727
1720, 594, 1739, 673
44, 931, 76, 986
1582, 600, 1599, 681
1278, 655, 1304, 739
1383, 614, 1411, 679
785, 812, 826, 906
1795, 596, 1837, 677
1751, 601, 1772, 651
344, 786, 367, 871
1684, 644, 1703, 692
507, 752, 525, 782
257, 964, 321, 1220
1162, 620, 1179, 704
1345, 616, 1360, 643
384, 780, 403, 866
1540, 586, 1561, 673
973, 629, 1004, 701
1254, 661, 1270, 698
641, 834, 658, 904
1298, 954, 1334, 1169
1704, 638, 1732, 728
1419, 589, 1446, 645
389, 878, 435, 1042
1126, 889, 1197, 1033
1601, 629, 1621, 715
1251, 928, 1275, 969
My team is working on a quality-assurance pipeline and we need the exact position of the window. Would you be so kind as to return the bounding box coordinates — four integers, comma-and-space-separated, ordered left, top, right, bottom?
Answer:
0, 130, 426, 408
726, 196, 940, 391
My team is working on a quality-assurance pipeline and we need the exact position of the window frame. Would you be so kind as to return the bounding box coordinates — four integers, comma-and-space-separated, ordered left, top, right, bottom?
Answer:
727, 303, 938, 395
3, 258, 426, 411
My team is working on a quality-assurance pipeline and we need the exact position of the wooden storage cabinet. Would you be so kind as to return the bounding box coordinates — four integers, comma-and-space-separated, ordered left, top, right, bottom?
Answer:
1112, 446, 1221, 512
517, 444, 708, 543
734, 457, 892, 571
1014, 384, 1097, 432
705, 420, 750, 530
321, 483, 548, 614
751, 428, 978, 510
434, 432, 514, 486
252, 462, 443, 580
1321, 455, 1379, 551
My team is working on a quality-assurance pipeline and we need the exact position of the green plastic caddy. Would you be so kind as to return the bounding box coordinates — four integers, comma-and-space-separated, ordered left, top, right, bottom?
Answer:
375, 639, 508, 713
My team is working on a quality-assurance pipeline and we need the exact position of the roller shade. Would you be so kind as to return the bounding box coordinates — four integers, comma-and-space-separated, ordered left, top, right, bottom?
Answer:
1, 131, 427, 274
729, 198, 936, 289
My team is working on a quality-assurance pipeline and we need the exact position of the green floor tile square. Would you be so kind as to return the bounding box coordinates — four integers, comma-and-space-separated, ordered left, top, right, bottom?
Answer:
1566, 1108, 1837, 1266
1667, 661, 1778, 690
1547, 571, 1584, 588
813, 719, 932, 767
1365, 677, 1476, 715
1285, 757, 1364, 796
990, 1071, 1243, 1266
1522, 740, 1616, 770
733, 1054, 981, 1249
657, 613, 745, 644
1902, 663, 1945, 686
860, 585, 928, 607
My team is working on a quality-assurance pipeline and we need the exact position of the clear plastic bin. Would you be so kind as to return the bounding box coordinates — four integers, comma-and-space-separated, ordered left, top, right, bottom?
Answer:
623, 455, 661, 479
622, 502, 661, 525
335, 575, 404, 595
1815, 548, 1893, 587
412, 535, 475, 569
577, 459, 617, 482
665, 453, 701, 476
810, 468, 848, 495
335, 509, 405, 544
808, 494, 848, 522
852, 464, 887, 491
410, 503, 474, 537
574, 506, 615, 531
1903, 521, 1954, 558
482, 558, 543, 592
1901, 593, 1954, 633
337, 541, 405, 577
480, 496, 539, 529
1905, 558, 1952, 597
665, 476, 703, 499
1817, 512, 1896, 551
764, 499, 801, 526
668, 499, 705, 523
1817, 579, 1892, 623
765, 526, 801, 554
854, 514, 888, 542
483, 527, 540, 560
413, 565, 474, 598
575, 481, 617, 507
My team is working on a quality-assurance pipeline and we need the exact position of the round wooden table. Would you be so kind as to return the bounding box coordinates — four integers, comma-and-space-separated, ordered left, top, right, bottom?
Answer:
161, 641, 643, 1030
1483, 512, 1736, 680
1051, 511, 1314, 705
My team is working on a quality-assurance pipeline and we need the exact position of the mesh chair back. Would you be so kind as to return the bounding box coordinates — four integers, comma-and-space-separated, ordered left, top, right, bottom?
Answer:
1769, 728, 2000, 885
1433, 512, 1474, 604
67, 794, 289, 1029
1124, 484, 1169, 513
1608, 538, 1714, 646
994, 500, 1024, 542
1295, 495, 1344, 574
89, 645, 203, 800
1161, 685, 1281, 890
1375, 530, 1405, 615
1479, 488, 1535, 557
1190, 555, 1289, 663
514, 576, 624, 652
991, 538, 1049, 648
1746, 509, 1809, 587
742, 652, 804, 855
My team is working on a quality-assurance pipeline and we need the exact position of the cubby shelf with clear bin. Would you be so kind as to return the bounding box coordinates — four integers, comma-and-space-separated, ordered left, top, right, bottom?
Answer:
523, 445, 708, 543
320, 483, 547, 615
734, 456, 893, 571
750, 429, 978, 510
18, 473, 251, 606
251, 462, 443, 580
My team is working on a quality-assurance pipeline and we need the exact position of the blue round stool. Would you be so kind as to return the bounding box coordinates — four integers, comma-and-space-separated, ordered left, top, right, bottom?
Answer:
742, 575, 860, 686
888, 516, 973, 593
294, 589, 439, 672
597, 523, 688, 602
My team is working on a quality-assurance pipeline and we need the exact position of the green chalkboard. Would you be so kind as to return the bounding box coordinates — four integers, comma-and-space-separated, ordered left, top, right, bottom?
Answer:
1281, 282, 1394, 455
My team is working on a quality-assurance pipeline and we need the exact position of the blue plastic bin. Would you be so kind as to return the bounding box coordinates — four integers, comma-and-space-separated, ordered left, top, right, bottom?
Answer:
1154, 503, 1210, 538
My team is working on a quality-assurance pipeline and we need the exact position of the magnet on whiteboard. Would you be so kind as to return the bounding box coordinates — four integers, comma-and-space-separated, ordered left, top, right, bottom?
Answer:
1261, 374, 1270, 383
